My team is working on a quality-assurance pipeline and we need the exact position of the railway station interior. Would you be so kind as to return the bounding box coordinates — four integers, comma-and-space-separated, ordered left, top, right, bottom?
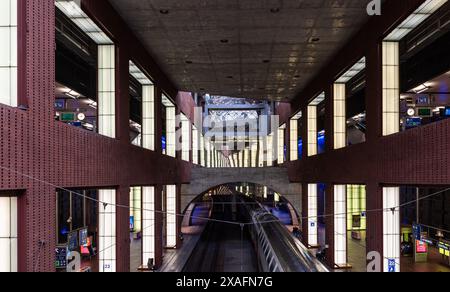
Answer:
0, 0, 449, 273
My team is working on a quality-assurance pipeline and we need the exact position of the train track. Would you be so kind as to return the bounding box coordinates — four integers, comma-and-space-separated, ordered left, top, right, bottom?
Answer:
182, 195, 258, 272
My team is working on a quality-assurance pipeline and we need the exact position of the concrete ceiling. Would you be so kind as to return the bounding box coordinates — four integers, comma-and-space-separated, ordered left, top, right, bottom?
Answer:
109, 0, 373, 101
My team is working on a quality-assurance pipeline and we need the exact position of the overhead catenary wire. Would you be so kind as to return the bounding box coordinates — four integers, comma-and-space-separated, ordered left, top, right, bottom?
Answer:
1, 164, 450, 229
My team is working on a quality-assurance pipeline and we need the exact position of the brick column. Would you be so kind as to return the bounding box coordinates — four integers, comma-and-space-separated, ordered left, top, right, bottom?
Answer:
116, 185, 130, 272
116, 47, 130, 144
366, 183, 383, 271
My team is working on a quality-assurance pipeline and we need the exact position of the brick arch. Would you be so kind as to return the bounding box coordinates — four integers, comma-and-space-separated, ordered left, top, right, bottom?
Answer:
181, 167, 302, 216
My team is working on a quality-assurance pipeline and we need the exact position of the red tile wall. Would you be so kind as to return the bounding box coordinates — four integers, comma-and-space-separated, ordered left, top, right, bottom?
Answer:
0, 0, 193, 272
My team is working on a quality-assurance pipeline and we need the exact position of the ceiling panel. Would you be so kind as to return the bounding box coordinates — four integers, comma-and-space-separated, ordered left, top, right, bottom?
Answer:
109, 0, 372, 100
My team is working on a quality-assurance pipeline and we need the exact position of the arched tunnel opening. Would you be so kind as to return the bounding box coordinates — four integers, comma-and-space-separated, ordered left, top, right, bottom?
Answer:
183, 182, 300, 231
180, 183, 327, 272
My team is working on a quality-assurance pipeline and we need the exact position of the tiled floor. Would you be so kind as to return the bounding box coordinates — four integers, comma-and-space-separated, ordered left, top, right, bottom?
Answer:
401, 248, 450, 273
321, 226, 450, 273
158, 226, 204, 272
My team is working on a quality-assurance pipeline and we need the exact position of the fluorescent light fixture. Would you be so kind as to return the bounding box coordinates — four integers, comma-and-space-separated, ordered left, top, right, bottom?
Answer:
162, 95, 175, 107
129, 61, 153, 85
412, 83, 431, 94
292, 111, 302, 120
336, 57, 366, 84
309, 92, 325, 106
55, 0, 113, 45
385, 0, 448, 41
64, 90, 81, 99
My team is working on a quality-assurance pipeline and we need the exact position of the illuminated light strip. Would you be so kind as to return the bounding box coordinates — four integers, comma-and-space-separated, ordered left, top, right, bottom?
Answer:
335, 57, 366, 84
129, 61, 153, 86
334, 185, 347, 266
383, 187, 401, 273
385, 0, 448, 41
0, 195, 18, 272
308, 184, 318, 247
382, 42, 400, 136
142, 187, 155, 266
0, 0, 18, 108
290, 118, 299, 161
99, 189, 116, 273
55, 0, 113, 45
307, 105, 317, 157
309, 92, 325, 106
181, 113, 190, 162
200, 135, 205, 167
192, 125, 199, 165
98, 45, 116, 138
130, 61, 156, 151
277, 124, 286, 164
162, 95, 176, 157
130, 187, 142, 233
333, 83, 346, 149
165, 185, 177, 248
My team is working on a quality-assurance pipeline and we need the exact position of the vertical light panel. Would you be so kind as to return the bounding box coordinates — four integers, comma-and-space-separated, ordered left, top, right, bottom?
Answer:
166, 185, 177, 248
382, 42, 400, 136
267, 134, 274, 166
200, 135, 205, 167
307, 106, 317, 157
142, 85, 155, 150
142, 186, 155, 267
251, 142, 258, 167
308, 184, 318, 247
98, 45, 116, 138
290, 118, 298, 161
347, 185, 367, 231
0, 196, 17, 272
0, 0, 17, 107
333, 84, 346, 149
166, 106, 176, 157
205, 141, 211, 168
383, 187, 400, 273
99, 189, 116, 273
244, 149, 250, 167
278, 125, 285, 164
334, 185, 347, 266
192, 125, 199, 165
181, 114, 190, 162
259, 136, 265, 167
129, 187, 142, 233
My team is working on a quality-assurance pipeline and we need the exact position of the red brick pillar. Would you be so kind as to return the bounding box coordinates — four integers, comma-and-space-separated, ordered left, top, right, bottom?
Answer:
366, 183, 383, 271
116, 185, 130, 272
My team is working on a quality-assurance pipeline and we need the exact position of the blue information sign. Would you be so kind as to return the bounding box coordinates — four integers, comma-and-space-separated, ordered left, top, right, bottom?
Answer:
388, 259, 396, 273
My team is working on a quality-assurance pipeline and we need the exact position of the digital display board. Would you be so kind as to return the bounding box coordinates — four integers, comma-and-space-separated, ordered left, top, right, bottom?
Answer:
67, 231, 78, 252
79, 228, 88, 246
60, 112, 76, 122
417, 108, 432, 117
416, 240, 427, 254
